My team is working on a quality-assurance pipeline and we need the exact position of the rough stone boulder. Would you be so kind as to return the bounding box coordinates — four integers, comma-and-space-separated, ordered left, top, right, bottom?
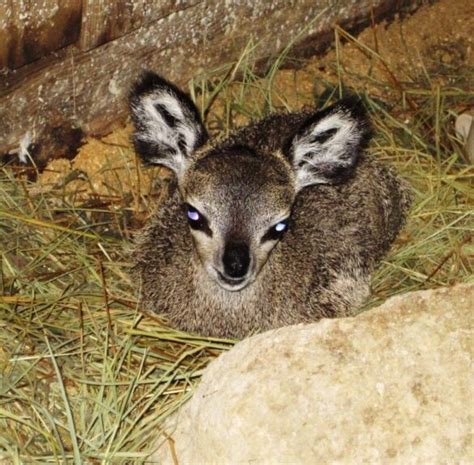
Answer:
150, 284, 473, 464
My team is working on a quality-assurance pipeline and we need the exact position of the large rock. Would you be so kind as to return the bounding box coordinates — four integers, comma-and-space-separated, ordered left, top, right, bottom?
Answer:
150, 284, 473, 464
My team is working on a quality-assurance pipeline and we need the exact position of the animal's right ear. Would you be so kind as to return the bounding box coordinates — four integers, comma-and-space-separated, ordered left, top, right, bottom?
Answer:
129, 71, 208, 178
284, 97, 371, 192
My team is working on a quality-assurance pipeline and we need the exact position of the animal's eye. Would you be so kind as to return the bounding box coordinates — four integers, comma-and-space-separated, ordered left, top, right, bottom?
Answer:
184, 204, 213, 237
274, 221, 288, 232
261, 218, 289, 242
187, 205, 200, 222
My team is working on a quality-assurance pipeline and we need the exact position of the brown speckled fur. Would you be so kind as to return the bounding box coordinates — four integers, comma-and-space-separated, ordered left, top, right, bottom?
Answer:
130, 88, 412, 338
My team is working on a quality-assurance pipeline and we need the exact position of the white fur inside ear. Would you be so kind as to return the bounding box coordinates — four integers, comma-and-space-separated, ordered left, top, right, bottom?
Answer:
132, 91, 199, 174
293, 111, 361, 189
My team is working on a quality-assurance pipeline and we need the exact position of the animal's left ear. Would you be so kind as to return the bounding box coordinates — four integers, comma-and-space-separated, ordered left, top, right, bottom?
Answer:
285, 97, 371, 192
129, 71, 208, 179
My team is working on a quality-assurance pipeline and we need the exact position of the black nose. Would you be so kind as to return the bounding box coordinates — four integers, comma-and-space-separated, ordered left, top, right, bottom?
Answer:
223, 241, 250, 279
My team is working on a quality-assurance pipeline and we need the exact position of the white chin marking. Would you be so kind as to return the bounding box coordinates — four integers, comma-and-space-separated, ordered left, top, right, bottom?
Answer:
217, 280, 249, 292
207, 267, 251, 292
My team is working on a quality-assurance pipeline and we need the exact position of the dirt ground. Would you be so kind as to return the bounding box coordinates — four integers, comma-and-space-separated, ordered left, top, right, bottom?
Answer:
35, 0, 473, 198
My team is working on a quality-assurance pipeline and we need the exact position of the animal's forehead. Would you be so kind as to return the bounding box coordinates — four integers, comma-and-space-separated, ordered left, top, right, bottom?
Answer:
192, 146, 289, 184
183, 148, 294, 215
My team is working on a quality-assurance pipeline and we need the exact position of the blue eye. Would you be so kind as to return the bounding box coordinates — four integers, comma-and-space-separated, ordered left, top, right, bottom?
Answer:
262, 218, 289, 242
187, 207, 200, 222
274, 221, 287, 232
184, 204, 213, 236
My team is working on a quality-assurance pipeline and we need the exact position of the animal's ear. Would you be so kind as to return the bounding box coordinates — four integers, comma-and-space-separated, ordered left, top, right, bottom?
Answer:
285, 97, 371, 192
129, 71, 208, 178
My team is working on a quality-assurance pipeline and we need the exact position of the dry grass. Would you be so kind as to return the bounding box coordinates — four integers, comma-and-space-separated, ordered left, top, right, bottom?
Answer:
0, 166, 233, 462
1, 26, 473, 462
